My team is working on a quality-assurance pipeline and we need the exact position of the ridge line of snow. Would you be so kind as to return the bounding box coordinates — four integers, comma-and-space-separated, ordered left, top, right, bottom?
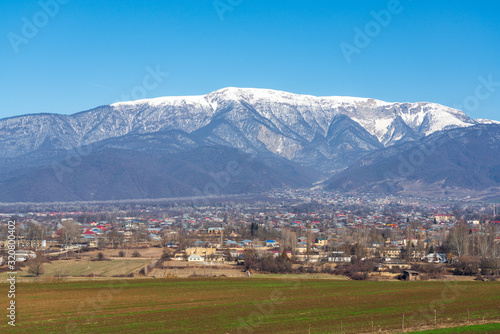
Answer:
109, 87, 466, 112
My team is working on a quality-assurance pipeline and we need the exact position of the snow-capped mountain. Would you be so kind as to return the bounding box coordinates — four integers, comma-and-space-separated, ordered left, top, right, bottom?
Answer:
0, 87, 497, 202
476, 118, 500, 125
0, 87, 480, 160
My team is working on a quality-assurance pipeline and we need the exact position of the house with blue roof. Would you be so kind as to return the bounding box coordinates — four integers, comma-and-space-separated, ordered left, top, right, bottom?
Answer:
266, 240, 278, 247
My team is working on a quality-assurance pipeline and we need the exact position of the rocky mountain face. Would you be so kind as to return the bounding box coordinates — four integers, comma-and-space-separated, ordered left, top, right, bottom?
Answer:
0, 87, 492, 202
0, 87, 476, 157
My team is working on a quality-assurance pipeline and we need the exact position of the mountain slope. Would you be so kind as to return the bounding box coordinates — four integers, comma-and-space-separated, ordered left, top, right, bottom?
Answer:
0, 145, 315, 203
324, 124, 500, 196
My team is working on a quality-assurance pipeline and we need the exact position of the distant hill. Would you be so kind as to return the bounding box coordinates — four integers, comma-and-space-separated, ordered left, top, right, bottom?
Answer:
324, 124, 500, 197
0, 145, 315, 203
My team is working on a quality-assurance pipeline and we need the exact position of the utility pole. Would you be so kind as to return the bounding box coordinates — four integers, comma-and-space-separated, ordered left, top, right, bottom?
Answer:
306, 220, 312, 261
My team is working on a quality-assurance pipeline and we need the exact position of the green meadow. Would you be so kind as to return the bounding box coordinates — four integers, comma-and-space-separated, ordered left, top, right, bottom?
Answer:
1, 278, 498, 333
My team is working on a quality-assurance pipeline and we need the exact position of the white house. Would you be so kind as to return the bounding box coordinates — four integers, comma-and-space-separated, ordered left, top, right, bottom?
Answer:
15, 250, 37, 262
187, 254, 204, 262
422, 253, 447, 263
328, 251, 351, 263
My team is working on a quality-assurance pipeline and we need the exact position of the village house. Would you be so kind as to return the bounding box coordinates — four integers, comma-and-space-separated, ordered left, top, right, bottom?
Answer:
0, 237, 46, 250
422, 252, 447, 263
187, 254, 204, 262
434, 214, 455, 222
14, 250, 37, 262
186, 247, 216, 257
328, 251, 351, 263
265, 240, 278, 247
207, 227, 224, 234
381, 247, 402, 258
314, 238, 328, 247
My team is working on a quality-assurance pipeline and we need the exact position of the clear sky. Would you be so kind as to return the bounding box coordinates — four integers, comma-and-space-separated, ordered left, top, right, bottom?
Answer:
1, 0, 499, 120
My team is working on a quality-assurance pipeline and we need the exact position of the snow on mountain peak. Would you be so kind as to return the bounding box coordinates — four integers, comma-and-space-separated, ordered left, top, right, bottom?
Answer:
106, 87, 478, 146
0, 87, 485, 159
476, 118, 500, 125
110, 94, 209, 108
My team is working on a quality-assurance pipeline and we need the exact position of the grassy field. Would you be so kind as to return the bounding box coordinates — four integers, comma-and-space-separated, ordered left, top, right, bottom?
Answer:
252, 273, 349, 280
406, 323, 500, 333
0, 278, 498, 333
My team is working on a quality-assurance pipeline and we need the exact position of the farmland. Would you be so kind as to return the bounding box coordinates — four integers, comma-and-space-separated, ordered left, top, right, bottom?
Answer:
0, 278, 498, 333
0, 258, 152, 280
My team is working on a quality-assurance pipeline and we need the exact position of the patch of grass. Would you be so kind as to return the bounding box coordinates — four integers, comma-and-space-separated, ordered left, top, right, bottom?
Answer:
252, 273, 348, 280
405, 322, 500, 333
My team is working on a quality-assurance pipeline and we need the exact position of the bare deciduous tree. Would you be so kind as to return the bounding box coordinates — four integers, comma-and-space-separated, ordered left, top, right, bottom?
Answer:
448, 222, 470, 257
26, 222, 47, 241
107, 230, 124, 248
28, 258, 44, 277
59, 221, 81, 247
477, 225, 492, 258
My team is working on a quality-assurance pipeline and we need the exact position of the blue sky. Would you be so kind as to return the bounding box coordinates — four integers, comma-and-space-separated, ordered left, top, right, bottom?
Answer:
1, 0, 499, 120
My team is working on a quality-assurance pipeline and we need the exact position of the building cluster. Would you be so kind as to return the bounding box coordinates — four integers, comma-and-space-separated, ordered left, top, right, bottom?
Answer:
0, 191, 499, 269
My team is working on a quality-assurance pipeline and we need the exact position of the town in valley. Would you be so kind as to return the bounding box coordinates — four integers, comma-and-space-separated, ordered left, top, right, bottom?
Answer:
2, 190, 498, 282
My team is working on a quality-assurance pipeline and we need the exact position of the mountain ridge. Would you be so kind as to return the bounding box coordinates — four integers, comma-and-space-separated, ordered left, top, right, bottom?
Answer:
0, 87, 497, 202
0, 87, 481, 159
